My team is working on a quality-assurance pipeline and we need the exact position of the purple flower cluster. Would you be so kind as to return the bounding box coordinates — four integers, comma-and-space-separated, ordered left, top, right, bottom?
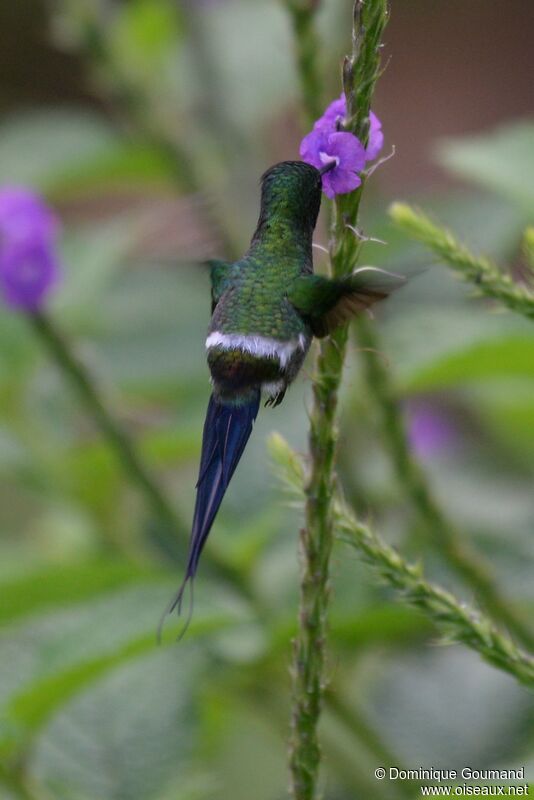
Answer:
0, 187, 61, 312
300, 94, 384, 198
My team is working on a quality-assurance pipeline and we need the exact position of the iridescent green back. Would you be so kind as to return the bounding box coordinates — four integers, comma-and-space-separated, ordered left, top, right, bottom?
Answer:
209, 161, 322, 340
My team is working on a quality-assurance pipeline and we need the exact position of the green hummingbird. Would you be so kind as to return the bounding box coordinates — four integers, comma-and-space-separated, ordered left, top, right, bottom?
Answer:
169, 160, 403, 614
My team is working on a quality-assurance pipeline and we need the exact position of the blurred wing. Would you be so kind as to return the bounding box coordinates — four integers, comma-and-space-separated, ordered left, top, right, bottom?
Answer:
208, 259, 234, 312
289, 268, 406, 338
322, 266, 407, 335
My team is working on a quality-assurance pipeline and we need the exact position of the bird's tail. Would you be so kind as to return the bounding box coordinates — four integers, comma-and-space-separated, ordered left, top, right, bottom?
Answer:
164, 390, 260, 627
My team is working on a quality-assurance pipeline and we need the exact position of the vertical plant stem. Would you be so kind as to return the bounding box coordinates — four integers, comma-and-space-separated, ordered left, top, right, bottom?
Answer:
285, 1, 324, 126
250, 686, 394, 800
289, 3, 389, 797
30, 312, 187, 546
355, 314, 534, 650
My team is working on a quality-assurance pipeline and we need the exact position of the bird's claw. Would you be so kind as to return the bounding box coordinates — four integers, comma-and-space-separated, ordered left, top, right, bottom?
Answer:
265, 388, 286, 408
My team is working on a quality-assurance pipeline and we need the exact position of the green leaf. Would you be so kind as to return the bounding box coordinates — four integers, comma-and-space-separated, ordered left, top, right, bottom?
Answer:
4, 634, 157, 748
0, 559, 162, 627
401, 335, 534, 393
54, 223, 136, 322
436, 121, 534, 209
193, 1, 296, 131
60, 427, 198, 515
471, 382, 534, 461
0, 581, 256, 760
0, 110, 116, 188
112, 0, 184, 66
48, 143, 176, 196
332, 604, 432, 649
379, 298, 532, 392
27, 649, 202, 800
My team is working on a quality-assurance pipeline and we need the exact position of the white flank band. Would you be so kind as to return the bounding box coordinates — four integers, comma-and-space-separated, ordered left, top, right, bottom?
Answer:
206, 331, 308, 369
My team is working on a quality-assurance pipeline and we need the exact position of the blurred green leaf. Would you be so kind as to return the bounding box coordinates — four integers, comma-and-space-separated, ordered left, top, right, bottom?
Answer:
364, 648, 532, 769
436, 121, 534, 209
201, 696, 286, 800
49, 143, 176, 196
0, 110, 116, 188
59, 425, 198, 511
0, 559, 162, 626
193, 1, 296, 131
3, 633, 157, 758
140, 426, 199, 466
27, 649, 202, 800
332, 605, 432, 650
471, 381, 534, 461
112, 0, 184, 71
89, 266, 209, 398
60, 443, 123, 514
211, 508, 282, 574
152, 775, 216, 800
0, 582, 257, 766
55, 223, 134, 324
401, 335, 534, 393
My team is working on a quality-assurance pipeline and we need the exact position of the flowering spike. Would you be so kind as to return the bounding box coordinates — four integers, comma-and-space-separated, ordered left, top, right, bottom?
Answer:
299, 93, 384, 198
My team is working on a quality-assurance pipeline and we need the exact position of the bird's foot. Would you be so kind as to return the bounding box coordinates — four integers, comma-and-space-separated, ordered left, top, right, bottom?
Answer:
265, 387, 286, 408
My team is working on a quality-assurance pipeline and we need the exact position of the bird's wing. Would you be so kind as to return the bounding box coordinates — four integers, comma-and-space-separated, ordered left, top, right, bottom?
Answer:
208, 259, 234, 313
288, 267, 406, 337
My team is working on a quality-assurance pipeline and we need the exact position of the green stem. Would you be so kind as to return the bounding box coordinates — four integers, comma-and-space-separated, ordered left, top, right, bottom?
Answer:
250, 685, 394, 800
355, 314, 534, 651
30, 312, 187, 550
289, 3, 389, 798
284, 0, 324, 126
336, 500, 534, 688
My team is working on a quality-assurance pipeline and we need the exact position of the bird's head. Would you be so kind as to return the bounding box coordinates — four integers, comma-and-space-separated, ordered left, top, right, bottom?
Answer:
258, 160, 323, 232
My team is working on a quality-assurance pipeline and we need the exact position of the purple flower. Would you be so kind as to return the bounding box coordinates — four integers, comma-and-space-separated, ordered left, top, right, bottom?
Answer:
0, 239, 60, 312
313, 93, 384, 163
0, 186, 61, 312
406, 400, 457, 460
300, 94, 385, 198
300, 129, 367, 199
316, 95, 346, 130
0, 187, 58, 245
366, 112, 384, 161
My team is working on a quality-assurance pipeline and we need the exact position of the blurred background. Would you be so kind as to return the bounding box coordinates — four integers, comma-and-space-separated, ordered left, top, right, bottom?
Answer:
0, 1, 533, 799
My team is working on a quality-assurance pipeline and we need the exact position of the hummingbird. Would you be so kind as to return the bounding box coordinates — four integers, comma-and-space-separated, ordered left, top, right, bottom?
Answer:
168, 160, 403, 619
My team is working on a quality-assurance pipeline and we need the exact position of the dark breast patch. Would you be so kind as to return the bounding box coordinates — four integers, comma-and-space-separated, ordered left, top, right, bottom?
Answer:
208, 346, 284, 398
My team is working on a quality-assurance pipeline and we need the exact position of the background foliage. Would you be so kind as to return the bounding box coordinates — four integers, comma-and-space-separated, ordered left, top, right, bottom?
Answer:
0, 1, 533, 798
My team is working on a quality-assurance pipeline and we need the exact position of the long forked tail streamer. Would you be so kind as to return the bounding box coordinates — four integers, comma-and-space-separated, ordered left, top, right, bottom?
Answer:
159, 390, 260, 639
